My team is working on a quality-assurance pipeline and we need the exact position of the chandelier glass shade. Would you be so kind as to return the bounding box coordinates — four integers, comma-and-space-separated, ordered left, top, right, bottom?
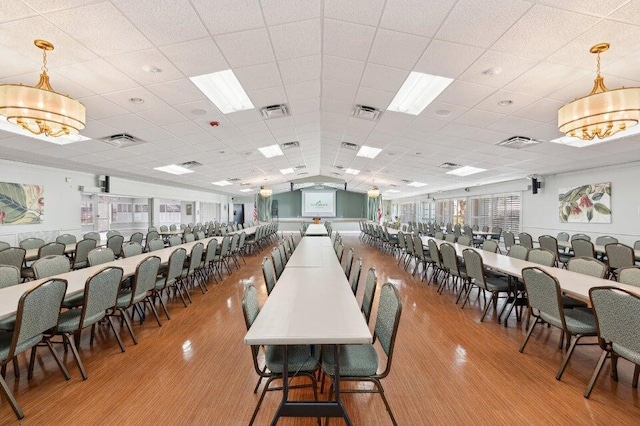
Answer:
259, 186, 273, 197
367, 186, 380, 198
0, 40, 86, 137
558, 43, 640, 141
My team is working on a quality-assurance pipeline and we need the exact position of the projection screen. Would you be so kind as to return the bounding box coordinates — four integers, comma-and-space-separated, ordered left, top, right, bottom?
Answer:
301, 189, 337, 217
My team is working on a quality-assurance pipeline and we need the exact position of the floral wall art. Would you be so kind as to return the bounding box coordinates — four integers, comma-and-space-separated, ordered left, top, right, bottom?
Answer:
0, 182, 44, 225
558, 182, 611, 223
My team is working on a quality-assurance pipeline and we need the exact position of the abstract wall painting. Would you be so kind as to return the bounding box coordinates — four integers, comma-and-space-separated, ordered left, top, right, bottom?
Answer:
0, 182, 44, 225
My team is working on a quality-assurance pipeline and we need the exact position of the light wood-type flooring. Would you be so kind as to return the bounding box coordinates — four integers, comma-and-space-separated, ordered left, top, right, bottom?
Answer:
0, 234, 639, 425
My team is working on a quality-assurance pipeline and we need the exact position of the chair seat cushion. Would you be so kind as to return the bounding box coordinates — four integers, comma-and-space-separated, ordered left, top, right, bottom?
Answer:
541, 307, 596, 335
62, 292, 85, 309
0, 316, 16, 331
322, 344, 379, 377
485, 277, 510, 292
613, 343, 640, 365
72, 261, 88, 270
56, 309, 82, 333
264, 345, 319, 374
116, 290, 134, 308
0, 331, 42, 362
561, 295, 588, 309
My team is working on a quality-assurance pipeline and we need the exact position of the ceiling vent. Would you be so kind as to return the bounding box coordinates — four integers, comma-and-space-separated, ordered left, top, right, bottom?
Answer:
439, 162, 461, 169
389, 183, 399, 187
341, 141, 359, 151
294, 165, 306, 170
101, 133, 144, 148
401, 179, 411, 183
227, 177, 241, 182
352, 104, 382, 121
298, 172, 308, 176
179, 161, 203, 169
281, 141, 300, 150
334, 165, 344, 170
260, 104, 290, 120
240, 182, 251, 186
496, 136, 541, 149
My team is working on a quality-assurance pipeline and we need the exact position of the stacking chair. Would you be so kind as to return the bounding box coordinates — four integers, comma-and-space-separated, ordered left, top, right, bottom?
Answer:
539, 235, 571, 268
0, 278, 70, 420
237, 232, 248, 264
527, 248, 556, 267
271, 247, 284, 280
181, 243, 207, 298
566, 257, 607, 279
32, 255, 70, 280
147, 238, 165, 252
427, 239, 444, 284
169, 235, 182, 247
457, 235, 472, 247
154, 248, 188, 314
571, 233, 591, 242
618, 266, 640, 286
228, 234, 241, 269
202, 239, 219, 284
343, 248, 354, 279
322, 283, 402, 426
53, 267, 125, 379
0, 241, 10, 251
520, 267, 597, 380
500, 245, 530, 323
0, 248, 26, 271
159, 225, 169, 233
83, 232, 101, 244
482, 240, 499, 253
55, 234, 76, 245
22, 242, 66, 280
434, 231, 444, 240
110, 256, 162, 344
122, 241, 143, 258
444, 234, 456, 243
261, 257, 277, 295
605, 243, 635, 279
461, 249, 511, 322
71, 238, 96, 270
438, 243, 467, 302
349, 258, 363, 296
241, 284, 319, 425
107, 234, 124, 258
572, 238, 595, 258
518, 232, 534, 249
336, 243, 345, 263
88, 247, 115, 266
129, 232, 144, 244
584, 286, 640, 398
215, 236, 232, 276
503, 231, 516, 251
361, 268, 377, 324
106, 230, 121, 239
595, 236, 618, 246
0, 266, 20, 289
19, 238, 45, 250
557, 232, 570, 243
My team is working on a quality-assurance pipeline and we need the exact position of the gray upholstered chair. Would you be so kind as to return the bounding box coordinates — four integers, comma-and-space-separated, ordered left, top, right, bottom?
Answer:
270, 248, 283, 280
106, 230, 121, 239
129, 232, 144, 244
122, 241, 143, 258
321, 283, 402, 426
32, 255, 70, 280
54, 266, 125, 379
349, 258, 363, 296
154, 248, 188, 315
504, 231, 516, 251
0, 241, 10, 251
0, 248, 26, 271
215, 236, 232, 276
438, 242, 467, 302
0, 265, 20, 289
518, 232, 534, 249
482, 239, 500, 253
106, 234, 124, 258
83, 232, 101, 243
336, 242, 344, 263
180, 243, 206, 299
571, 233, 591, 242
520, 267, 597, 380
557, 232, 570, 243
566, 257, 606, 279
361, 267, 377, 324
605, 243, 635, 279
427, 239, 444, 284
71, 238, 97, 270
168, 235, 182, 247
159, 225, 168, 232
434, 231, 444, 240
19, 238, 45, 250
572, 238, 595, 258
584, 286, 640, 398
147, 238, 165, 252
595, 236, 618, 246
183, 232, 195, 243
508, 244, 529, 260
169, 224, 177, 231
241, 284, 319, 425
527, 248, 556, 267
88, 247, 115, 266
261, 257, 276, 295
617, 266, 640, 287
0, 278, 69, 419
461, 249, 510, 322
55, 234, 76, 245
457, 235, 472, 247
539, 235, 570, 267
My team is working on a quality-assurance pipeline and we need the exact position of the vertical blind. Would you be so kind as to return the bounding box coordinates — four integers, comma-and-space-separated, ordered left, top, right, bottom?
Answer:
435, 192, 521, 233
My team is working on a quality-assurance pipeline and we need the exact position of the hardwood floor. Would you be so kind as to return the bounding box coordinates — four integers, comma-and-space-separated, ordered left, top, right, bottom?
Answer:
1, 234, 639, 425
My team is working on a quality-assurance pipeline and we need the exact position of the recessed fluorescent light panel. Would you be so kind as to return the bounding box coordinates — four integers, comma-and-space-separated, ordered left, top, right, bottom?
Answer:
345, 168, 360, 175
550, 125, 640, 147
386, 189, 401, 193
0, 116, 90, 145
388, 71, 454, 115
154, 164, 194, 175
279, 168, 295, 175
258, 144, 284, 158
446, 166, 486, 177
407, 182, 428, 187
190, 69, 254, 114
356, 145, 382, 159
239, 188, 253, 192
212, 180, 233, 186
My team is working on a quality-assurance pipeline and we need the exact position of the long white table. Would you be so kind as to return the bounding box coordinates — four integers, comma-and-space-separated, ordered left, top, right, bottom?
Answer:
244, 236, 371, 423
24, 243, 77, 261
286, 238, 338, 268
304, 224, 329, 236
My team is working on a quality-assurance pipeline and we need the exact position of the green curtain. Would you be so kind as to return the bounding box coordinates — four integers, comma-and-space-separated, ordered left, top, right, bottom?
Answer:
257, 194, 272, 221
367, 196, 381, 221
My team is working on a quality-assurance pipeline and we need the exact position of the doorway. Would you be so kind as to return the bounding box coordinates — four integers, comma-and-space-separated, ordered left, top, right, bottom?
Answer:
233, 204, 244, 224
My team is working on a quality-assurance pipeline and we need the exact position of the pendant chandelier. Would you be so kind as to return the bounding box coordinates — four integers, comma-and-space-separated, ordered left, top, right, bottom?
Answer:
558, 42, 640, 141
367, 186, 380, 198
259, 186, 273, 197
0, 39, 86, 137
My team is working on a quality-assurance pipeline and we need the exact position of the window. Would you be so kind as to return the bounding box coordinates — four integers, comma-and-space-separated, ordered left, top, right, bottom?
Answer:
420, 201, 435, 223
436, 199, 466, 225
468, 192, 521, 234
399, 202, 417, 223
80, 201, 93, 225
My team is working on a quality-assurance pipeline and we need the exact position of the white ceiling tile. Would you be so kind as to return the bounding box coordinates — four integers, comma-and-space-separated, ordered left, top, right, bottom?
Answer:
214, 28, 275, 68
103, 87, 167, 112
128, 126, 176, 142
354, 87, 394, 110
491, 5, 601, 61
286, 80, 321, 101
454, 110, 505, 128
0, 46, 40, 77
360, 63, 409, 93
322, 80, 358, 104
525, 124, 565, 142
260, 0, 320, 25
112, 0, 208, 46
380, 0, 456, 37
289, 98, 320, 115
322, 56, 365, 86
323, 19, 376, 62
436, 0, 531, 48
414, 40, 485, 79
408, 116, 448, 133
146, 79, 206, 105
173, 100, 223, 120
79, 95, 129, 120
137, 107, 188, 126
269, 19, 321, 61
235, 62, 282, 91
474, 90, 539, 114
160, 37, 229, 78
55, 59, 138, 94
190, 0, 264, 35
247, 86, 287, 108
47, 2, 153, 56
487, 116, 543, 134
1, 69, 93, 99
99, 114, 154, 133
505, 62, 590, 97
435, 81, 496, 108
278, 55, 321, 84
78, 120, 118, 140
0, 1, 36, 22
324, 0, 385, 26
105, 48, 185, 85
368, 29, 430, 70
419, 102, 469, 122
458, 50, 538, 89
225, 109, 263, 125
512, 98, 565, 123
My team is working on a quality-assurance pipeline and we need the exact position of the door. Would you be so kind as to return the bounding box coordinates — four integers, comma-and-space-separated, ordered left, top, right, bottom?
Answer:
96, 198, 110, 231
233, 204, 244, 224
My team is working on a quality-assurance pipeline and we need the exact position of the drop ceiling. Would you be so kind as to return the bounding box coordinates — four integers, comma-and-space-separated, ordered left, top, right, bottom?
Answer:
2, 0, 640, 199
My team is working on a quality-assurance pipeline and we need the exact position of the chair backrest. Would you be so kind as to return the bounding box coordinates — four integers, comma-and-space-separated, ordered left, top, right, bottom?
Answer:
434, 231, 444, 240
589, 286, 640, 360
218, 236, 231, 257
413, 235, 424, 260
571, 233, 591, 242
130, 256, 161, 302
0, 241, 10, 251
204, 239, 218, 264
336, 243, 344, 263
6, 278, 67, 361
481, 225, 489, 232
165, 248, 187, 284
184, 233, 195, 243
147, 238, 165, 252
79, 266, 124, 328
106, 230, 121, 239
462, 249, 486, 289
503, 231, 515, 250
463, 226, 473, 238
428, 239, 442, 268
148, 226, 158, 232
159, 225, 169, 232
196, 231, 206, 240
572, 238, 595, 258
84, 232, 101, 243
618, 266, 640, 287
362, 268, 377, 324
19, 237, 45, 250
566, 256, 606, 278
122, 241, 143, 258
147, 231, 160, 243
107, 235, 124, 257
595, 235, 618, 246
507, 244, 529, 260
557, 232, 570, 242
56, 234, 77, 245
349, 257, 363, 295
482, 240, 499, 253
522, 267, 564, 325
344, 248, 354, 278
444, 234, 456, 243
457, 235, 471, 247
271, 247, 284, 279
33, 255, 70, 279
169, 235, 182, 246
129, 232, 144, 244
0, 247, 26, 269
527, 248, 556, 267
518, 232, 533, 249
262, 257, 276, 295
0, 265, 20, 289
605, 243, 635, 270
635, 240, 640, 251
187, 243, 204, 273
169, 224, 177, 231
538, 235, 558, 255
440, 243, 460, 275
37, 241, 65, 257
88, 247, 115, 266
373, 283, 402, 376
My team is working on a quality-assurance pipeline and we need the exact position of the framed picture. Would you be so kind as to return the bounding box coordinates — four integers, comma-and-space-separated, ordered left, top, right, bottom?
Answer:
186, 204, 192, 216
559, 182, 611, 223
